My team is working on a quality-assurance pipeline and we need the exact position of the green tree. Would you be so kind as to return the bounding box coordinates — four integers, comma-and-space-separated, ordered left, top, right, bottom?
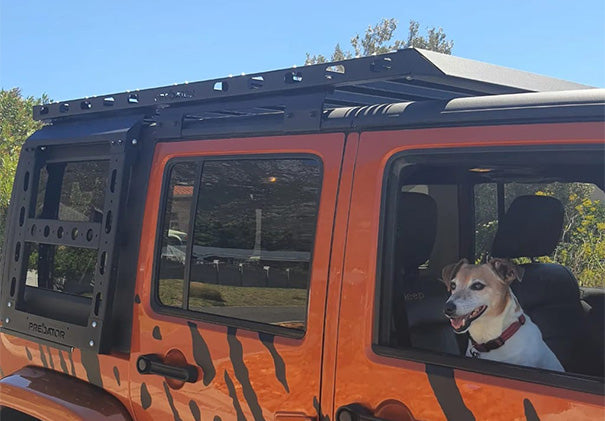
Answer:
0, 89, 46, 251
538, 186, 605, 288
305, 18, 453, 64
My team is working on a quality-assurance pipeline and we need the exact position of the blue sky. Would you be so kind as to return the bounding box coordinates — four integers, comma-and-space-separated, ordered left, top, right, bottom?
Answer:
1, 0, 604, 101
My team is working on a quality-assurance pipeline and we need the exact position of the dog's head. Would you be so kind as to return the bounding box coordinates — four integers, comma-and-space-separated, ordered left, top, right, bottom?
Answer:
441, 258, 523, 333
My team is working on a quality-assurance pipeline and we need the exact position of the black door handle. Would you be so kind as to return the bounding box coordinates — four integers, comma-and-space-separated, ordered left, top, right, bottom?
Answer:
136, 354, 198, 383
336, 404, 389, 421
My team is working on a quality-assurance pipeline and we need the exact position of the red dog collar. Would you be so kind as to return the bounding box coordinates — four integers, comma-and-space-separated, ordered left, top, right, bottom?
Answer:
470, 314, 526, 353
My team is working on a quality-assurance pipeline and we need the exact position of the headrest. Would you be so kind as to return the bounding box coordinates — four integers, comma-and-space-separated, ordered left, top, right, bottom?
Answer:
397, 192, 437, 271
511, 263, 580, 310
491, 195, 564, 258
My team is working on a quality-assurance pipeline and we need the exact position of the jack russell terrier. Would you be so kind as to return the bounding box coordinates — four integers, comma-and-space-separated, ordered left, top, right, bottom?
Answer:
441, 258, 564, 372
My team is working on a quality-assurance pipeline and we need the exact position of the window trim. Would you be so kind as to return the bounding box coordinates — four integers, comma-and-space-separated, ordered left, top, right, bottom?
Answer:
151, 153, 324, 339
375, 144, 605, 396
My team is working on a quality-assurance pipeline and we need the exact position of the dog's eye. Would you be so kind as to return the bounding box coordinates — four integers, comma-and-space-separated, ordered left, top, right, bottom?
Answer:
471, 283, 485, 290
450, 282, 456, 291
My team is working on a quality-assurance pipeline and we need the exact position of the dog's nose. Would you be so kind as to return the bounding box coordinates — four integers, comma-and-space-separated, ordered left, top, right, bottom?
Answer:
444, 301, 457, 316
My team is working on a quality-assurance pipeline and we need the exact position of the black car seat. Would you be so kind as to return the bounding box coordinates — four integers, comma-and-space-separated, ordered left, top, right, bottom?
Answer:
393, 192, 460, 354
491, 195, 602, 375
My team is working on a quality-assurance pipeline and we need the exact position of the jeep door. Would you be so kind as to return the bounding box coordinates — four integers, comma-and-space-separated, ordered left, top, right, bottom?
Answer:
331, 123, 604, 421
129, 134, 345, 420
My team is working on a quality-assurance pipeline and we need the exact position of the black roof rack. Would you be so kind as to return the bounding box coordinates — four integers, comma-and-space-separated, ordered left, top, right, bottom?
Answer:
34, 48, 588, 123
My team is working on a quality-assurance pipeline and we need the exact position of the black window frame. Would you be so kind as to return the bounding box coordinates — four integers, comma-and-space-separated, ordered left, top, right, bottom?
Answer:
374, 144, 605, 396
151, 153, 324, 339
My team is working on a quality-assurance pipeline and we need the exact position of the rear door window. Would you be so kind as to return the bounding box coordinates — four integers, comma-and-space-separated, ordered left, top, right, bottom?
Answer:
156, 157, 322, 332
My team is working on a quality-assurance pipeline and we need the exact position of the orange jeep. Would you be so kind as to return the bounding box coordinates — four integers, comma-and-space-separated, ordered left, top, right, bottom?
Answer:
0, 48, 603, 420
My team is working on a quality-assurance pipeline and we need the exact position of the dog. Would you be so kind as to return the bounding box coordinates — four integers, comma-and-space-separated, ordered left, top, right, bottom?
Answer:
441, 258, 564, 372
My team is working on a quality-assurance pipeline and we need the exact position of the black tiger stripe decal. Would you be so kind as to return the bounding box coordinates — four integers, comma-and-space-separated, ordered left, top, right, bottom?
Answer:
224, 369, 247, 421
58, 350, 69, 374
426, 364, 475, 421
188, 321, 216, 386
227, 327, 264, 421
259, 332, 289, 393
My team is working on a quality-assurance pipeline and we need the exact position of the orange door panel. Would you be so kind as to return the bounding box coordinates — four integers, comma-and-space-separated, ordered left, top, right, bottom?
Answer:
332, 123, 605, 421
130, 134, 345, 420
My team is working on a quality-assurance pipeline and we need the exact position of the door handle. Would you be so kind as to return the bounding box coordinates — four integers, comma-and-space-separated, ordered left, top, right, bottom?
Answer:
136, 354, 198, 383
336, 404, 390, 421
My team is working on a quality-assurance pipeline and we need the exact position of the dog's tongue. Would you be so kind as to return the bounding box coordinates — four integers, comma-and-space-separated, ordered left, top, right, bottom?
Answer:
450, 317, 465, 329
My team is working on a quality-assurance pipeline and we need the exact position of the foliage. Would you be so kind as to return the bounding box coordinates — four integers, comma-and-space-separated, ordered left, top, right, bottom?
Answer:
305, 18, 453, 64
27, 245, 96, 294
0, 89, 46, 251
539, 186, 605, 288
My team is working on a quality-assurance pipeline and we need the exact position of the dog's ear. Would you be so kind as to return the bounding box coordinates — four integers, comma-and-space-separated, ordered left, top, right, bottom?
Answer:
488, 258, 524, 284
441, 258, 468, 291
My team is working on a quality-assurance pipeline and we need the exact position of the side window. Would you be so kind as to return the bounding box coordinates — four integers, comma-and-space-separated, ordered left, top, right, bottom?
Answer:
380, 151, 604, 381
26, 160, 109, 296
157, 162, 197, 308
156, 157, 322, 332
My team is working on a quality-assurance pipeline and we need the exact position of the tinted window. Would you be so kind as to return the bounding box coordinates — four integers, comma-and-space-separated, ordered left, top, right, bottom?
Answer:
26, 243, 97, 296
25, 160, 109, 297
156, 157, 322, 332
157, 162, 197, 308
36, 161, 108, 222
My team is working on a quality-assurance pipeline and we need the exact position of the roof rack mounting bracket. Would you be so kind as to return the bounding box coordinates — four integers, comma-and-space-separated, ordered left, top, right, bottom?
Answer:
282, 92, 326, 131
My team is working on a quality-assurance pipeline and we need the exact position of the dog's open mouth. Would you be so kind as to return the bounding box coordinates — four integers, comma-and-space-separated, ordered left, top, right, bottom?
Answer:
448, 305, 487, 332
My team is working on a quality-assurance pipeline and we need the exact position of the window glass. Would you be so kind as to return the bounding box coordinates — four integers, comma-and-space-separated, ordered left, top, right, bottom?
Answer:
26, 243, 97, 296
25, 160, 109, 298
36, 161, 108, 222
156, 157, 322, 332
157, 162, 197, 308
383, 153, 604, 379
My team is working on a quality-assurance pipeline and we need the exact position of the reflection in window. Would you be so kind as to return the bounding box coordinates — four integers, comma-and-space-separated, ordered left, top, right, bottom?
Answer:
157, 162, 197, 308
24, 160, 109, 298
26, 243, 97, 296
156, 158, 322, 331
36, 161, 108, 222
